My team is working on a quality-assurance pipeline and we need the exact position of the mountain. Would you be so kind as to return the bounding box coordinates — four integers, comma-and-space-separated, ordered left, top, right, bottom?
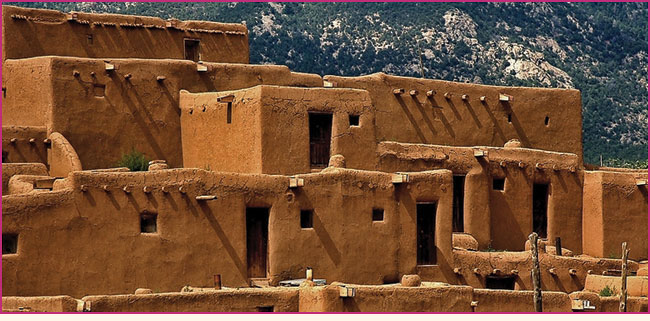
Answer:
6, 2, 648, 167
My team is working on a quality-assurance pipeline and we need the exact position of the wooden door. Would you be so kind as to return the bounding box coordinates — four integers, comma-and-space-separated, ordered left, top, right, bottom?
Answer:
309, 113, 332, 167
246, 208, 269, 278
533, 184, 548, 238
417, 202, 437, 265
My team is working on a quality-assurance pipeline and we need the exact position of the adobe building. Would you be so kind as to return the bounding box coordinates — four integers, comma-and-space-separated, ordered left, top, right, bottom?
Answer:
1, 6, 648, 312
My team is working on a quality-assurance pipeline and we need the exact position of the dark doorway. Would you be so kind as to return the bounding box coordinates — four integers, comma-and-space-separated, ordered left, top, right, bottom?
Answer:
246, 207, 269, 278
184, 39, 200, 62
486, 275, 516, 290
452, 176, 465, 232
308, 113, 332, 168
2, 234, 18, 254
533, 184, 549, 238
417, 202, 437, 265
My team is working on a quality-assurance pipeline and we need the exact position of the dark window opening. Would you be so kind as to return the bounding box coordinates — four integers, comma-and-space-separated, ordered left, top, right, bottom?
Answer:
2, 150, 8, 163
184, 39, 200, 62
300, 210, 313, 229
507, 113, 512, 123
257, 306, 274, 312
372, 208, 384, 221
349, 114, 360, 126
493, 178, 505, 191
417, 202, 437, 265
246, 207, 269, 278
2, 234, 18, 254
87, 34, 93, 45
486, 275, 516, 290
309, 113, 333, 168
227, 102, 232, 124
533, 184, 549, 238
93, 84, 105, 97
140, 213, 157, 233
544, 116, 550, 126
2, 87, 6, 98
452, 175, 465, 232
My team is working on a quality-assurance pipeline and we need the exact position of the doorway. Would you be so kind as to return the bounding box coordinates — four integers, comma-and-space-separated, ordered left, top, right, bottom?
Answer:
417, 202, 437, 265
532, 184, 548, 238
246, 207, 269, 278
308, 113, 332, 168
184, 39, 200, 62
452, 176, 465, 232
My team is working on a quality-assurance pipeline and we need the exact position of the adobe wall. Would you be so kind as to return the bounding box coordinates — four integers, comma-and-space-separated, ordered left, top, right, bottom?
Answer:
2, 168, 452, 297
1, 58, 53, 127
325, 73, 584, 162
1, 295, 80, 312
1, 163, 48, 195
180, 86, 376, 175
450, 249, 631, 293
298, 283, 474, 312
472, 289, 571, 312
2, 57, 322, 169
1, 126, 48, 165
583, 170, 648, 261
2, 5, 249, 63
82, 288, 299, 312
377, 141, 583, 253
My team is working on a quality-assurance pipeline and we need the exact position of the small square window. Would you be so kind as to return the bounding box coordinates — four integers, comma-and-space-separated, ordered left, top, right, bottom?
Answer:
349, 114, 360, 126
300, 210, 313, 229
372, 209, 384, 221
140, 213, 157, 233
493, 178, 505, 191
2, 234, 18, 254
93, 84, 105, 97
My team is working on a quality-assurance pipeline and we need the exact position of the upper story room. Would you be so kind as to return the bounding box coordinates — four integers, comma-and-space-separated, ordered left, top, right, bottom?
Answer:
1, 5, 249, 63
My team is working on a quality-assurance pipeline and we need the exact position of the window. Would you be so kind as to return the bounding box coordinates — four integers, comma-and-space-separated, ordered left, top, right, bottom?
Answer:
140, 213, 157, 233
2, 234, 18, 254
93, 84, 105, 97
227, 102, 232, 124
184, 39, 201, 62
486, 275, 516, 290
493, 178, 505, 191
507, 113, 512, 123
349, 114, 360, 126
257, 306, 274, 312
300, 210, 313, 228
372, 208, 384, 221
544, 116, 550, 126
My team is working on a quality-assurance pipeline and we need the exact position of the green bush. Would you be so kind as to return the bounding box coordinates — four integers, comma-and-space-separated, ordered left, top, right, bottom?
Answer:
117, 149, 150, 171
599, 285, 616, 297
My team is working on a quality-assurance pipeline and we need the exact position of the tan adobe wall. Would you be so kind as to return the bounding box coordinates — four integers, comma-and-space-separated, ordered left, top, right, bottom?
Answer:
2, 126, 48, 164
472, 289, 571, 312
582, 170, 648, 261
1, 58, 54, 127
1, 168, 452, 297
377, 142, 583, 253
1, 163, 48, 195
325, 73, 583, 162
81, 288, 299, 312
2, 57, 323, 170
180, 86, 376, 175
299, 283, 474, 312
450, 249, 630, 294
2, 6, 249, 63
1, 295, 81, 312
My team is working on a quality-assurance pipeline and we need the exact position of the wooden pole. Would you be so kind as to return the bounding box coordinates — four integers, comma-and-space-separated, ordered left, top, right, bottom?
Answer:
619, 242, 629, 312
555, 237, 562, 256
529, 232, 543, 312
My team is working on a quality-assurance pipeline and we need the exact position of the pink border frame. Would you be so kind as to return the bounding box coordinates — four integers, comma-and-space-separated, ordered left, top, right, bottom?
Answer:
0, 0, 648, 315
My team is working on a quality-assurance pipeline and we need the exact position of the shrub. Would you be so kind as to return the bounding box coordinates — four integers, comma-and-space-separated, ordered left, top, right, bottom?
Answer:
599, 285, 616, 297
117, 149, 150, 171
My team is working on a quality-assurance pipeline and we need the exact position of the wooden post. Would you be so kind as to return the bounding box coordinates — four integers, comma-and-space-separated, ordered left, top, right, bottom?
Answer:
555, 237, 562, 256
529, 232, 543, 312
619, 242, 629, 312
